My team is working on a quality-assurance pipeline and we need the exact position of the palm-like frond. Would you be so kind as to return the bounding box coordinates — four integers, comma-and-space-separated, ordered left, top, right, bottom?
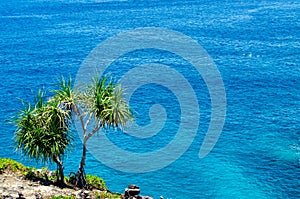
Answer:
52, 76, 76, 111
86, 76, 133, 129
34, 89, 46, 109
14, 92, 72, 163
102, 86, 133, 129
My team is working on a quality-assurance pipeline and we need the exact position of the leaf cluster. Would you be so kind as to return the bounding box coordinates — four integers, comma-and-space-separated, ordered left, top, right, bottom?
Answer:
76, 75, 134, 130
86, 174, 107, 191
93, 191, 121, 199
13, 89, 72, 164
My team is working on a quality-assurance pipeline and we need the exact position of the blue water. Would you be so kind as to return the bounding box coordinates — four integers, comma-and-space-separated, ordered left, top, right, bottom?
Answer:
0, 0, 299, 198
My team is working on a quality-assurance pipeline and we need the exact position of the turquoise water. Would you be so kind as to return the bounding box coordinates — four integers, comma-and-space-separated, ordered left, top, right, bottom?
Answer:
0, 0, 299, 198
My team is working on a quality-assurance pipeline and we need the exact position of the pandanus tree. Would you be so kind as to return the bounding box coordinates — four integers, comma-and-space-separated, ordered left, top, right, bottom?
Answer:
13, 90, 72, 186
52, 76, 133, 187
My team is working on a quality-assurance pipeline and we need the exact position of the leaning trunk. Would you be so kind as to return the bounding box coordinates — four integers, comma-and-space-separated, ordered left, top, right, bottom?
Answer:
54, 156, 65, 186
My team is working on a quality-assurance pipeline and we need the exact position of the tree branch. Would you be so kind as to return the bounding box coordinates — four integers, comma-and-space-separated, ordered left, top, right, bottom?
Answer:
84, 113, 93, 130
86, 121, 101, 141
73, 104, 87, 136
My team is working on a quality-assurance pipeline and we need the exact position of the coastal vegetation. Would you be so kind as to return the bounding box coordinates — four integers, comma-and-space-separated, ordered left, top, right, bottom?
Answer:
11, 75, 133, 188
0, 157, 122, 198
52, 76, 133, 187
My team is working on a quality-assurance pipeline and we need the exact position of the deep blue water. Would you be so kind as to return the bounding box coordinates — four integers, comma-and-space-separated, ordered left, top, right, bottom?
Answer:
0, 0, 299, 198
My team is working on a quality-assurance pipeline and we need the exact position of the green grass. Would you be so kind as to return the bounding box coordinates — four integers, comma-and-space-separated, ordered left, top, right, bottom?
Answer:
0, 158, 28, 173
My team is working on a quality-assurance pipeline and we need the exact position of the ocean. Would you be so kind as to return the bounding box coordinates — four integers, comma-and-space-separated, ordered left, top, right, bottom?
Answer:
0, 0, 299, 198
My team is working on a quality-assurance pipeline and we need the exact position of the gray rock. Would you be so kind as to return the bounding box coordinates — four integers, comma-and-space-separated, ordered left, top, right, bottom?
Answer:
35, 193, 42, 199
17, 182, 25, 190
3, 195, 13, 199
16, 192, 26, 199
140, 196, 154, 199
76, 190, 89, 199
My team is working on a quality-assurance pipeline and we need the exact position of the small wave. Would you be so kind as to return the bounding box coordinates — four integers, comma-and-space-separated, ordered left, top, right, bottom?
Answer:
0, 14, 57, 19
248, 3, 300, 13
41, 0, 129, 3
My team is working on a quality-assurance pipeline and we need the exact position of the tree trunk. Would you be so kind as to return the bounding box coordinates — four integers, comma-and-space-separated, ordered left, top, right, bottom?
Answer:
79, 139, 87, 172
53, 156, 65, 186
77, 138, 87, 188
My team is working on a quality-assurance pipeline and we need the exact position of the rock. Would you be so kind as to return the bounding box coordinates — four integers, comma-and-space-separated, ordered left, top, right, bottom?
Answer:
124, 184, 140, 197
1, 189, 19, 198
16, 182, 25, 190
3, 195, 13, 199
122, 185, 154, 199
144, 197, 154, 199
16, 193, 26, 199
122, 196, 154, 199
35, 193, 42, 199
76, 190, 87, 199
138, 196, 154, 199
74, 190, 94, 199
28, 182, 39, 187
40, 180, 51, 186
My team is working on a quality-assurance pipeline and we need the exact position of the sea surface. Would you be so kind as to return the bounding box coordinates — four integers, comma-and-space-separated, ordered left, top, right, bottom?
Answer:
0, 0, 299, 198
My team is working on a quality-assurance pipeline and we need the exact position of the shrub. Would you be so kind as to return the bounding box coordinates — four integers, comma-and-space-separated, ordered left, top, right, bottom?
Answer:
86, 174, 107, 190
0, 158, 28, 173
94, 191, 121, 199
23, 167, 36, 180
